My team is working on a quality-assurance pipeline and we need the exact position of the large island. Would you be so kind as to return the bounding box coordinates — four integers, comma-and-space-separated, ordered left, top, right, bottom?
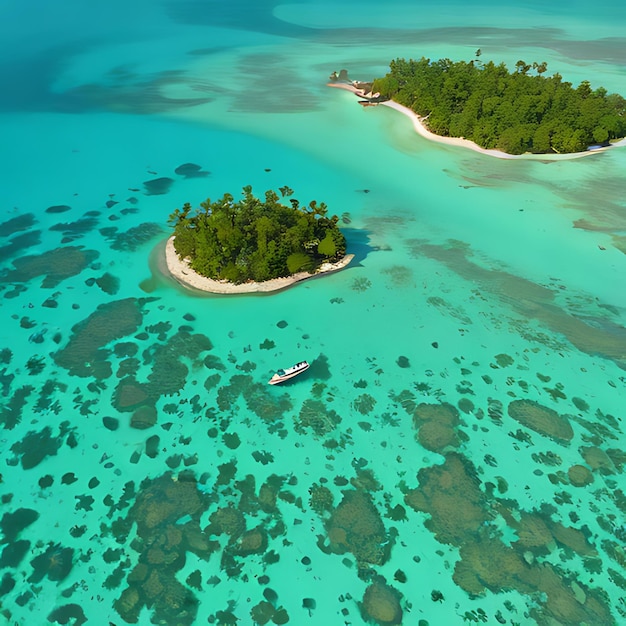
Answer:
331, 57, 626, 157
166, 186, 353, 294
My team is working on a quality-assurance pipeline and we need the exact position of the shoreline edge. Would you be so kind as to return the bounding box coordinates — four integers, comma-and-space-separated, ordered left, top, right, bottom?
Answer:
328, 82, 626, 160
164, 236, 354, 294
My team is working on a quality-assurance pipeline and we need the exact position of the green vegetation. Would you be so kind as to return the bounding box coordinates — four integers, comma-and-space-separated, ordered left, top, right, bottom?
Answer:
169, 186, 346, 284
372, 56, 626, 154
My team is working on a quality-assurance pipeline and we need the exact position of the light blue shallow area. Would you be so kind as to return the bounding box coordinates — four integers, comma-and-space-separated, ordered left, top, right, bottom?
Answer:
0, 1, 625, 625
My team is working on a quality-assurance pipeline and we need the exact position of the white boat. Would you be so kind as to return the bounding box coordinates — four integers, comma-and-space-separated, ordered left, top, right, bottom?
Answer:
268, 361, 310, 385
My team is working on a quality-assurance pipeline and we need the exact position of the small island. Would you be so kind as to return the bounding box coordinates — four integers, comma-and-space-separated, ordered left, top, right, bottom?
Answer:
166, 186, 353, 294
331, 56, 626, 156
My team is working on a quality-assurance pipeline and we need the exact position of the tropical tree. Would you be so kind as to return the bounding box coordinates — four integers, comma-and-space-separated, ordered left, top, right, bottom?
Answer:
169, 188, 347, 283
372, 56, 626, 154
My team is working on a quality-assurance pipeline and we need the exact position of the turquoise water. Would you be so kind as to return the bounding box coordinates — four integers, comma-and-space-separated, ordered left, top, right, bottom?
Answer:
1, 1, 625, 624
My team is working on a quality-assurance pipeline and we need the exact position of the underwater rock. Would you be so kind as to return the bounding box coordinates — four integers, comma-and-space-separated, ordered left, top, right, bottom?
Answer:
453, 534, 527, 596
28, 543, 74, 583
115, 586, 141, 622
547, 520, 595, 556
45, 206, 72, 214
0, 384, 34, 429
174, 163, 210, 178
0, 246, 99, 288
0, 231, 42, 265
61, 472, 77, 485
413, 402, 461, 453
143, 177, 174, 195
47, 603, 87, 625
250, 601, 275, 624
116, 358, 140, 378
166, 454, 182, 469
143, 330, 212, 400
409, 453, 613, 624
145, 435, 160, 458
109, 222, 164, 252
102, 416, 120, 431
232, 527, 268, 556
309, 483, 334, 515
295, 399, 341, 436
0, 573, 16, 597
257, 477, 281, 512
0, 508, 39, 542
0, 539, 30, 568
381, 264, 413, 287
568, 464, 594, 487
95, 272, 120, 295
204, 354, 226, 371
361, 581, 403, 625
39, 475, 53, 488
458, 397, 475, 414
353, 393, 376, 415
405, 453, 488, 546
114, 341, 139, 358
579, 446, 615, 473
326, 490, 388, 565
207, 506, 245, 538
11, 426, 66, 469
114, 378, 149, 410
0, 213, 36, 238
418, 421, 459, 452
130, 474, 206, 537
507, 511, 554, 554
113, 473, 213, 625
414, 402, 460, 427
454, 536, 614, 625
507, 400, 574, 443
494, 353, 514, 368
396, 356, 410, 368
127, 562, 149, 584
50, 216, 99, 240
351, 468, 381, 492
53, 298, 145, 378
130, 404, 157, 429
0, 347, 13, 363
75, 494, 94, 512
181, 523, 213, 558
222, 432, 241, 450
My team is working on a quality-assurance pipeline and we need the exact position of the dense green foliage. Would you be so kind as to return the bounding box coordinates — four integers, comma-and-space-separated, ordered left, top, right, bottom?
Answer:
169, 186, 347, 284
372, 57, 626, 154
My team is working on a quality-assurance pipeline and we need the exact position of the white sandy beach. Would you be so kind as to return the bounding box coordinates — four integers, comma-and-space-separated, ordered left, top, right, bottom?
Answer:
164, 235, 354, 294
328, 82, 625, 160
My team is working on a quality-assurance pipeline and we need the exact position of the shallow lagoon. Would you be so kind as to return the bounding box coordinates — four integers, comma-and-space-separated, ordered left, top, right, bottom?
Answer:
1, 0, 625, 624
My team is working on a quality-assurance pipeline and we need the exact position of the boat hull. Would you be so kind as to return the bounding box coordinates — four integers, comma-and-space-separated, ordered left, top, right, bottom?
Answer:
268, 362, 310, 385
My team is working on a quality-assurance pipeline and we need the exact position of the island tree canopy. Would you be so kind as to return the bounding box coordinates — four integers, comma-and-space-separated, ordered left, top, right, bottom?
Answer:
372, 57, 626, 154
169, 186, 347, 284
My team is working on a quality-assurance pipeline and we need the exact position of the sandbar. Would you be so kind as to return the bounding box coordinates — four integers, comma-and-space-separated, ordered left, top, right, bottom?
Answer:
329, 82, 625, 160
164, 236, 354, 294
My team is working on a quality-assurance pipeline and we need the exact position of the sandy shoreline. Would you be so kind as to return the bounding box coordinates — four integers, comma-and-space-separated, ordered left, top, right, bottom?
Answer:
164, 236, 354, 294
328, 81, 625, 160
